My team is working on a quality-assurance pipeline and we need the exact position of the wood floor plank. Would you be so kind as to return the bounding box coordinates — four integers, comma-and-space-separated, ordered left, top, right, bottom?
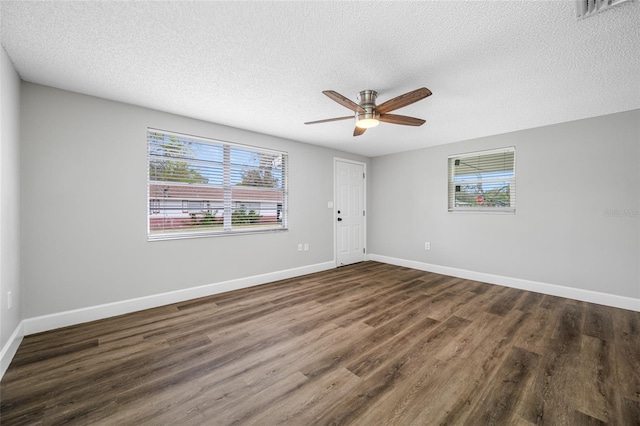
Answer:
398, 309, 530, 425
420, 289, 479, 321
168, 322, 372, 425
487, 286, 526, 316
463, 346, 540, 425
352, 331, 489, 425
317, 315, 475, 425
242, 367, 361, 426
450, 285, 507, 320
346, 315, 470, 380
574, 335, 618, 424
612, 307, 640, 405
584, 302, 615, 341
300, 311, 439, 382
436, 310, 517, 363
514, 290, 545, 313
571, 410, 608, 425
208, 371, 310, 425
519, 303, 586, 425
621, 398, 640, 424
512, 303, 562, 355
1, 261, 638, 425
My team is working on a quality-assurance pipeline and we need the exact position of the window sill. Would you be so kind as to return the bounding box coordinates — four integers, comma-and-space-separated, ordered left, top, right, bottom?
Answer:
448, 208, 515, 214
148, 227, 288, 241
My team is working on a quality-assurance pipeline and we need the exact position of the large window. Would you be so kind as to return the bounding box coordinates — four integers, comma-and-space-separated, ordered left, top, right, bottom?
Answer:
148, 129, 288, 240
448, 147, 515, 213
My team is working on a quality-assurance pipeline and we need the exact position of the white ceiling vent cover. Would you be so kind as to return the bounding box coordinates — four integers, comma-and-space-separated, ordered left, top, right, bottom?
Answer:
576, 0, 634, 18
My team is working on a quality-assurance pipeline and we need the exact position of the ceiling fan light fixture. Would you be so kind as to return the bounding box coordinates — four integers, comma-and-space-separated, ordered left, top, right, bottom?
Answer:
355, 117, 380, 129
355, 107, 380, 129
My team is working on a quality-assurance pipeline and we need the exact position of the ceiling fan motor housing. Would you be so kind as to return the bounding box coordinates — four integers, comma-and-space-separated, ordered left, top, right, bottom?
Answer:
356, 90, 380, 123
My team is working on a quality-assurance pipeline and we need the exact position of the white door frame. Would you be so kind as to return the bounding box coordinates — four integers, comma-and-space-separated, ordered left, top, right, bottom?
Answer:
334, 157, 367, 267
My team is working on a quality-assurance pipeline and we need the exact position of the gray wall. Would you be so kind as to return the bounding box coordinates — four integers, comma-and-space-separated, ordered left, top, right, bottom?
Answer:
0, 46, 21, 349
14, 81, 640, 323
370, 110, 640, 299
369, 111, 640, 298
20, 83, 367, 318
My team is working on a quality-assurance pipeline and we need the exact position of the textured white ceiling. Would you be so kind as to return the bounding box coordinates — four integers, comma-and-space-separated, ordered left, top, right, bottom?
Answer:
1, 1, 639, 157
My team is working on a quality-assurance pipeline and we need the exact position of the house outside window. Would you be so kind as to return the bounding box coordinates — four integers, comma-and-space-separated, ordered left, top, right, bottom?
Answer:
448, 147, 516, 213
148, 129, 288, 240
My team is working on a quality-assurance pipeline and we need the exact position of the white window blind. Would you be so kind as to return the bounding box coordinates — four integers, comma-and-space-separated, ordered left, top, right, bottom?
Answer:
148, 129, 288, 240
448, 147, 516, 213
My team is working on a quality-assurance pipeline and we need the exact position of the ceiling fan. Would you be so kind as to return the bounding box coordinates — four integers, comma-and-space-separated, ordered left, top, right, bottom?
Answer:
305, 87, 432, 136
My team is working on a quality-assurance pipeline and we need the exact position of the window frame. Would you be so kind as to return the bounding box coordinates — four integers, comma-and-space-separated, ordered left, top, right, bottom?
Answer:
448, 147, 516, 214
147, 128, 288, 241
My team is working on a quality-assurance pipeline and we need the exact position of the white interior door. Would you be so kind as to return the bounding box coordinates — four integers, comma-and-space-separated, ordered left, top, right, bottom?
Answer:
335, 159, 365, 266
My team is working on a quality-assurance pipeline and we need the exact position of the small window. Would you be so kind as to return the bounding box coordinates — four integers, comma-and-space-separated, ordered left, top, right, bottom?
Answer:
148, 129, 288, 240
448, 147, 516, 213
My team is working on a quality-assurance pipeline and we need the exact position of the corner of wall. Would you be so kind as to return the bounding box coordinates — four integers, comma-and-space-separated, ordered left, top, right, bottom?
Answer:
0, 44, 23, 380
0, 321, 24, 380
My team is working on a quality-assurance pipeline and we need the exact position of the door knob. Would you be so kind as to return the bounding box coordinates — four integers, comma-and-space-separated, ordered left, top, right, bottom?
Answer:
337, 218, 343, 221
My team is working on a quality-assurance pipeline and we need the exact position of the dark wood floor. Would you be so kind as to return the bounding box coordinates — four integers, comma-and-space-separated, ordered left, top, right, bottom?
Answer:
1, 262, 639, 425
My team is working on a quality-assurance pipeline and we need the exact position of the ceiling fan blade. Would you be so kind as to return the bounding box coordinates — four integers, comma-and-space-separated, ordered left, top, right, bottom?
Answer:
353, 126, 367, 137
305, 116, 354, 125
376, 87, 432, 114
379, 114, 426, 126
323, 90, 366, 113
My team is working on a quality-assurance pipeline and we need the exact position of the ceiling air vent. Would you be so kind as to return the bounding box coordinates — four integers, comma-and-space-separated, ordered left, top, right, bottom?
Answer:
576, 0, 634, 19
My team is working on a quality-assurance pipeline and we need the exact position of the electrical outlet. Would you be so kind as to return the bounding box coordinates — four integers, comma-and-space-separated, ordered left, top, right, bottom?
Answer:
298, 243, 303, 252
425, 242, 431, 250
304, 243, 309, 251
7, 291, 12, 310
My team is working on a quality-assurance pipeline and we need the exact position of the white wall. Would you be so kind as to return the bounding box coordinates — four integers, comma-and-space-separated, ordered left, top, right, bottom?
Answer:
20, 83, 368, 319
0, 46, 22, 366
370, 110, 640, 304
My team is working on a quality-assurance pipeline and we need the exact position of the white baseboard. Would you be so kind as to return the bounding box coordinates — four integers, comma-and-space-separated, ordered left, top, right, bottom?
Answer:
1, 321, 24, 380
23, 261, 335, 336
368, 254, 640, 312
